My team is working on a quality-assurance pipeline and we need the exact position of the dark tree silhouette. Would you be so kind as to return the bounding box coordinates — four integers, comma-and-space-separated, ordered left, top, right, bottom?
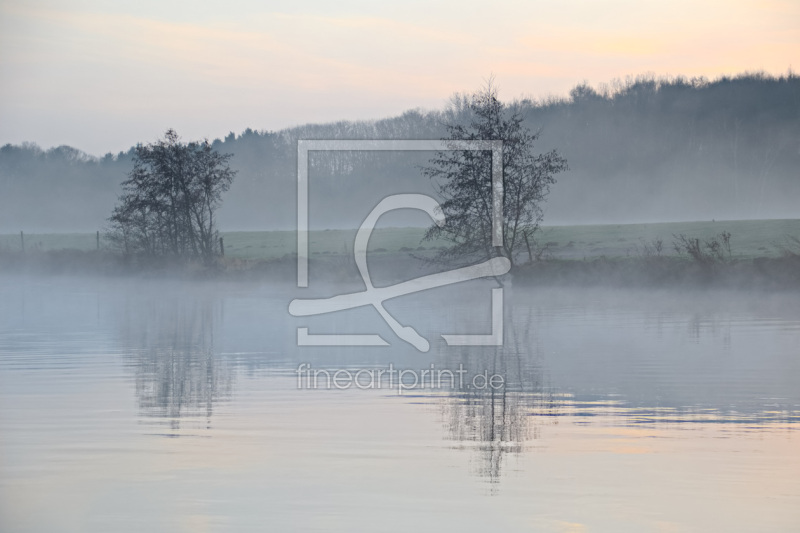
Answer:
423, 82, 568, 267
3, 72, 798, 232
108, 130, 236, 262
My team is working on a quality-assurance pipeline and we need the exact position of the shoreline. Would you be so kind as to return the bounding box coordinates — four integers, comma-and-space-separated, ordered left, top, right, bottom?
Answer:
2, 249, 799, 291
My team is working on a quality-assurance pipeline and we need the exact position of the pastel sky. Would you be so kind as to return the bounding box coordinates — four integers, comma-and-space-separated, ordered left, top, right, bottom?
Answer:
1, 0, 797, 156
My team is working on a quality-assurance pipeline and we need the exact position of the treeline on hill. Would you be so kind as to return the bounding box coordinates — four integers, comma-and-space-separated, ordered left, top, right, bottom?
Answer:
1, 72, 798, 232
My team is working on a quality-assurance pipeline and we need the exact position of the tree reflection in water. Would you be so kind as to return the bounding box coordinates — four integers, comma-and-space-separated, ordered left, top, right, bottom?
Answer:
440, 315, 561, 482
118, 290, 233, 433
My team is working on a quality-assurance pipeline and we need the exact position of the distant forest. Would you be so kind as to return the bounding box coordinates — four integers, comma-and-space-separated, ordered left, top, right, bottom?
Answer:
1, 72, 798, 232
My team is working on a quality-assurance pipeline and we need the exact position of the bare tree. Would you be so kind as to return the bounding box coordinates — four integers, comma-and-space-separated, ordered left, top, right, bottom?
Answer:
672, 231, 732, 263
108, 130, 236, 262
422, 81, 568, 268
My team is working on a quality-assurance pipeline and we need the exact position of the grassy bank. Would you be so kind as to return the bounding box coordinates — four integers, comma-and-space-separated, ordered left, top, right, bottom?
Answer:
3, 219, 799, 260
2, 219, 799, 288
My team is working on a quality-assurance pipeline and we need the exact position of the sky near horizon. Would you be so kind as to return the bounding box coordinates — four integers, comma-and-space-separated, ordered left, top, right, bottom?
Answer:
1, 0, 797, 156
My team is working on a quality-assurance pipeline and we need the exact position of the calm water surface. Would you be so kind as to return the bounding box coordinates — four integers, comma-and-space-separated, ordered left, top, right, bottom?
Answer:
1, 276, 798, 532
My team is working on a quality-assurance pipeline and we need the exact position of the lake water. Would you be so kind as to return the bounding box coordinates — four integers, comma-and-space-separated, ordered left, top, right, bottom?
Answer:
1, 276, 799, 532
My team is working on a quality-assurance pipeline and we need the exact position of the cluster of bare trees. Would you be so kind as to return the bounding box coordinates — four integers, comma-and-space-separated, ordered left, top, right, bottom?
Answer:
108, 130, 236, 262
672, 231, 732, 263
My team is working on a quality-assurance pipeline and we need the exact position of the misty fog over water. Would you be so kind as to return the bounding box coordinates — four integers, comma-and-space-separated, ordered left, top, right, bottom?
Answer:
2, 0, 799, 527
2, 64, 799, 532
1, 276, 798, 531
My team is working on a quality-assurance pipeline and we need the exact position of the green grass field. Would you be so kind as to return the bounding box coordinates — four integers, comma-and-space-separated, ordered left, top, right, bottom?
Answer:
2, 219, 799, 260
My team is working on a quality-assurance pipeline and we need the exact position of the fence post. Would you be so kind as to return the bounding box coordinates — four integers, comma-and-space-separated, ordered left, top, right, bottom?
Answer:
96, 230, 100, 250
20, 231, 24, 252
219, 236, 225, 257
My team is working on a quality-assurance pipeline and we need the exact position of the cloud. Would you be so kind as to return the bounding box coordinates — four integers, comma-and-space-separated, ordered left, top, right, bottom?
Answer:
1, 0, 797, 154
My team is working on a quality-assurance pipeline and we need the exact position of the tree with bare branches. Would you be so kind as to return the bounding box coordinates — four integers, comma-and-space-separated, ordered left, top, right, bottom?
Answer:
108, 130, 236, 262
423, 82, 568, 268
